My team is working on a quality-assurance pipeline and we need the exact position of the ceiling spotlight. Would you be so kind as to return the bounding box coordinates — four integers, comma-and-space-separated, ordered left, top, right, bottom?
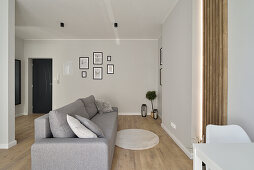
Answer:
114, 23, 118, 28
60, 22, 64, 27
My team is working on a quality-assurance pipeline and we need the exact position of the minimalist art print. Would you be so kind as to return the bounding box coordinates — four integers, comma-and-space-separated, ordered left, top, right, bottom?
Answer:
160, 68, 162, 86
93, 52, 103, 65
160, 48, 162, 65
81, 71, 87, 78
107, 64, 114, 74
79, 57, 89, 69
93, 67, 103, 80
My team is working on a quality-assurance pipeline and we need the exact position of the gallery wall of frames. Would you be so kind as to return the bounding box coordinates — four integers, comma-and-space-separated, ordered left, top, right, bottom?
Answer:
23, 39, 157, 113
79, 52, 114, 80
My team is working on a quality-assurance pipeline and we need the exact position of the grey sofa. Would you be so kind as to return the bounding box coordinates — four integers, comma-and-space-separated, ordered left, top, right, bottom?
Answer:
31, 97, 118, 170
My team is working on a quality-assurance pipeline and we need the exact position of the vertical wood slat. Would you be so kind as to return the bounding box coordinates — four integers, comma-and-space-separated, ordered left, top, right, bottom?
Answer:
202, 0, 228, 140
203, 0, 207, 138
209, 0, 212, 127
218, 0, 223, 125
222, 0, 228, 125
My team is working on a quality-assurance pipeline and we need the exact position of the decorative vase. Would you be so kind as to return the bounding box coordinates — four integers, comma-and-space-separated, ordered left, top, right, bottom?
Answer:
153, 109, 158, 120
141, 104, 147, 117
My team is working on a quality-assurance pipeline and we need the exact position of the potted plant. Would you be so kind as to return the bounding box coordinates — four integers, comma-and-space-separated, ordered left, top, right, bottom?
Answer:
146, 91, 157, 117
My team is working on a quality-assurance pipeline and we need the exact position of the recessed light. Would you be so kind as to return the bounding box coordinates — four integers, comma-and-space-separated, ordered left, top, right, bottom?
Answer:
60, 22, 64, 27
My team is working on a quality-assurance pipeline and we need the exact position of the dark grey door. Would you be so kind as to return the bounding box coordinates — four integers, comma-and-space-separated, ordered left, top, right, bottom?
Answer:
33, 59, 52, 113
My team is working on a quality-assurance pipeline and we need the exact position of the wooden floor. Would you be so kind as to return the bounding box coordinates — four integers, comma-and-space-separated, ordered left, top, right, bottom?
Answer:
0, 114, 192, 170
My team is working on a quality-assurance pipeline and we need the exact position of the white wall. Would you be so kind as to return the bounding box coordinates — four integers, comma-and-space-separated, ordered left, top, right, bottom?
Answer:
0, 0, 16, 149
161, 0, 202, 158
157, 37, 162, 118
191, 0, 203, 144
23, 39, 158, 114
15, 37, 25, 116
228, 0, 254, 141
162, 0, 192, 152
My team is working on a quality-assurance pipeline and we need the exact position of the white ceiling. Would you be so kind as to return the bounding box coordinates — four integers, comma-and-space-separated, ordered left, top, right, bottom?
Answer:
15, 0, 178, 39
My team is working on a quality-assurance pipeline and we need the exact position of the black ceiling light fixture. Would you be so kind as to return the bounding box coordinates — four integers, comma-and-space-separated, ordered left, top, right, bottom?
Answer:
114, 22, 118, 28
60, 22, 64, 27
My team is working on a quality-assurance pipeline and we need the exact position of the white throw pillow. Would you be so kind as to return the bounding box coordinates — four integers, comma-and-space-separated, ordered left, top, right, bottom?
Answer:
66, 114, 97, 138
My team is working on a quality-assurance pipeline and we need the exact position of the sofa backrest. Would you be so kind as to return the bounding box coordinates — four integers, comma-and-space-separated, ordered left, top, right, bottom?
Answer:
54, 99, 89, 118
80, 95, 98, 118
49, 99, 91, 138
35, 97, 101, 139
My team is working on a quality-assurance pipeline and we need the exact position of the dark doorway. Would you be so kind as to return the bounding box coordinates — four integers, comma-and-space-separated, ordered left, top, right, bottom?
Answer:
15, 59, 21, 105
33, 59, 52, 113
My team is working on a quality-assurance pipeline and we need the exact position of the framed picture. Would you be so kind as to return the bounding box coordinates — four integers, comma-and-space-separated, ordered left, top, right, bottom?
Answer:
81, 71, 87, 78
107, 64, 114, 74
79, 57, 89, 69
160, 48, 163, 65
160, 68, 162, 86
93, 52, 103, 65
107, 56, 111, 61
93, 67, 103, 80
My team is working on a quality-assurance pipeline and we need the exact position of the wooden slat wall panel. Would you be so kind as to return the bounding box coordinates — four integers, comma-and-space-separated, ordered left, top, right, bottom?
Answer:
203, 0, 228, 140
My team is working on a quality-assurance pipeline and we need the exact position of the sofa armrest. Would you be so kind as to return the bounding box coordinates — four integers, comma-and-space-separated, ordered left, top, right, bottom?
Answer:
34, 114, 53, 141
31, 138, 110, 170
112, 107, 118, 112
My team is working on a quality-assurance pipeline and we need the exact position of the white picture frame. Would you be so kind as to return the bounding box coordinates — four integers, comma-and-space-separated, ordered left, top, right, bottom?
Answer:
79, 57, 89, 69
93, 52, 103, 65
107, 64, 114, 74
81, 71, 87, 78
93, 67, 103, 80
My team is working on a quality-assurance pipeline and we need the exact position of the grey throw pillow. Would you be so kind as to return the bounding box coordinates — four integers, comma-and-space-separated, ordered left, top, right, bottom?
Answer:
95, 100, 104, 114
75, 115, 105, 138
80, 95, 98, 119
49, 99, 89, 138
49, 111, 75, 138
95, 100, 114, 114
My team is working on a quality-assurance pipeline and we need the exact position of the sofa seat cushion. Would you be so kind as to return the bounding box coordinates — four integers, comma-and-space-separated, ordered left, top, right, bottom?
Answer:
91, 111, 118, 160
49, 99, 89, 138
81, 95, 98, 119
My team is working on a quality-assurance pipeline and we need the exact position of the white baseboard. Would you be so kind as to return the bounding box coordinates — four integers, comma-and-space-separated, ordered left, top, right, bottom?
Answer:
161, 123, 193, 159
0, 140, 17, 149
15, 113, 26, 117
118, 112, 151, 115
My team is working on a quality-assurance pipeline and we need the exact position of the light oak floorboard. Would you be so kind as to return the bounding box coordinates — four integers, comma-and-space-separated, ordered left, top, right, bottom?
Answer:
0, 114, 42, 170
112, 115, 192, 170
0, 114, 192, 170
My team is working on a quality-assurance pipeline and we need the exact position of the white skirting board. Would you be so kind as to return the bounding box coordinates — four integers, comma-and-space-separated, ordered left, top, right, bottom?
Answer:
118, 112, 151, 115
161, 123, 193, 159
15, 113, 27, 117
0, 140, 17, 149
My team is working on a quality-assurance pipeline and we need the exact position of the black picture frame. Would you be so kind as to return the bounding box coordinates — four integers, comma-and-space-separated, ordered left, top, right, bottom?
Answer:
93, 52, 103, 65
160, 48, 162, 65
93, 67, 103, 80
107, 56, 111, 61
107, 64, 114, 74
160, 68, 162, 86
15, 59, 21, 105
79, 57, 89, 69
81, 71, 87, 78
